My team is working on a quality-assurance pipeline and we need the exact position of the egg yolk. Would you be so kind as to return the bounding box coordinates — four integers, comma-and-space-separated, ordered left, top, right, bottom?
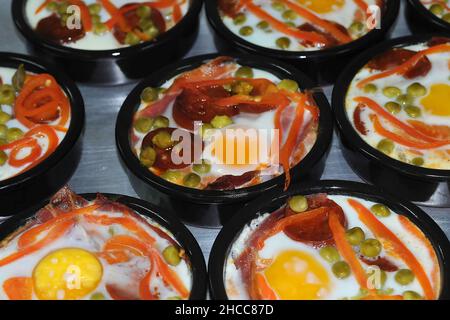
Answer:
264, 250, 331, 300
421, 84, 450, 116
33, 248, 103, 300
296, 0, 345, 13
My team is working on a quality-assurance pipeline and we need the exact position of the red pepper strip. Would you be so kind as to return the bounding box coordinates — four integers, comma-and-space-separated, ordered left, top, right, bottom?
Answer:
3, 277, 33, 300
254, 273, 277, 300
282, 90, 320, 121
357, 44, 450, 88
0, 137, 33, 152
280, 0, 352, 44
371, 115, 450, 149
18, 204, 101, 249
173, 4, 182, 23
22, 125, 59, 172
348, 199, 436, 300
0, 219, 74, 267
103, 235, 147, 257
8, 138, 42, 168
35, 0, 52, 14
354, 0, 369, 12
241, 0, 328, 45
328, 211, 374, 293
68, 0, 92, 32
354, 96, 440, 143
408, 120, 450, 140
99, 0, 130, 32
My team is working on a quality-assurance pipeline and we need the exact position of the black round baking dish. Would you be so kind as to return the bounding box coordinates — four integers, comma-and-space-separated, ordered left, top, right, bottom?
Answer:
332, 34, 450, 207
116, 53, 333, 228
205, 0, 400, 86
406, 0, 450, 34
0, 52, 84, 216
0, 191, 207, 300
208, 180, 450, 300
12, 0, 203, 85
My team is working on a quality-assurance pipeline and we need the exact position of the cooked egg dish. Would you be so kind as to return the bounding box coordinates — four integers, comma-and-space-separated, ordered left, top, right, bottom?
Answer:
219, 0, 384, 51
26, 0, 190, 50
421, 0, 450, 23
225, 193, 441, 300
345, 37, 450, 169
0, 65, 70, 181
0, 187, 192, 300
130, 56, 319, 190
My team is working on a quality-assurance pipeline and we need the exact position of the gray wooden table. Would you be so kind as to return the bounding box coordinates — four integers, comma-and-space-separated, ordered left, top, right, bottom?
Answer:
0, 0, 448, 264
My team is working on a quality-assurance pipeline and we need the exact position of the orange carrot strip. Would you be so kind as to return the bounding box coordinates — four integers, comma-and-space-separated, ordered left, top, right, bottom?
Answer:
8, 139, 42, 168
152, 249, 189, 298
139, 263, 157, 300
372, 115, 450, 149
35, 0, 52, 14
357, 44, 450, 88
348, 199, 435, 300
3, 277, 33, 300
280, 0, 352, 43
254, 273, 277, 300
328, 211, 373, 292
0, 219, 74, 267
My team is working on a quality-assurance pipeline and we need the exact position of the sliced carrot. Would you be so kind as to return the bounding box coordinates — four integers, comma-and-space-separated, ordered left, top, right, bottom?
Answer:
3, 277, 33, 300
280, 0, 352, 44
348, 198, 435, 300
254, 273, 277, 300
357, 44, 450, 88
328, 211, 373, 292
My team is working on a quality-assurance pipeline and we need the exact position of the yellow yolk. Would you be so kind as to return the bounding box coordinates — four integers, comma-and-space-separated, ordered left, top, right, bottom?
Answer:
421, 84, 450, 116
264, 250, 331, 300
296, 0, 345, 13
33, 248, 103, 300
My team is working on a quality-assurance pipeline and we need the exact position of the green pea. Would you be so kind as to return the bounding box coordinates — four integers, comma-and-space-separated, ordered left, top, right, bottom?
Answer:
0, 85, 15, 105
125, 32, 140, 45
382, 86, 401, 99
332, 261, 351, 279
285, 21, 296, 27
384, 101, 401, 114
277, 79, 299, 92
193, 160, 211, 174
90, 292, 105, 300
134, 117, 154, 133
395, 269, 415, 286
162, 245, 181, 266
183, 173, 201, 188
152, 131, 174, 149
276, 37, 291, 49
144, 26, 159, 39
404, 105, 422, 118
57, 2, 69, 15
211, 115, 233, 129
46, 1, 58, 11
430, 4, 444, 16
12, 64, 26, 92
363, 83, 377, 94
93, 23, 108, 35
239, 26, 254, 36
396, 94, 414, 107
411, 157, 425, 167
371, 204, 391, 217
377, 139, 394, 155
288, 195, 308, 213
233, 13, 246, 25
257, 20, 270, 30
153, 116, 170, 129
231, 81, 253, 95
349, 21, 364, 35
141, 87, 158, 103
235, 66, 254, 79
6, 128, 24, 143
407, 82, 427, 97
88, 3, 102, 15
167, 296, 182, 300
200, 123, 214, 139
0, 150, 7, 166
139, 147, 156, 167
319, 246, 340, 264
91, 14, 101, 25
346, 227, 365, 245
403, 290, 422, 300
161, 170, 184, 184
360, 239, 382, 258
0, 124, 6, 139
136, 5, 151, 18
0, 111, 11, 125
271, 1, 286, 11
282, 9, 297, 20
443, 13, 450, 23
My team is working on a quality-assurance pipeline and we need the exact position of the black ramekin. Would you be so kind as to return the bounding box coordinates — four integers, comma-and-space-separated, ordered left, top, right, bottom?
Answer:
406, 0, 450, 34
12, 0, 203, 85
116, 53, 333, 228
332, 34, 450, 207
208, 180, 450, 300
0, 192, 207, 300
0, 52, 84, 216
205, 0, 400, 86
